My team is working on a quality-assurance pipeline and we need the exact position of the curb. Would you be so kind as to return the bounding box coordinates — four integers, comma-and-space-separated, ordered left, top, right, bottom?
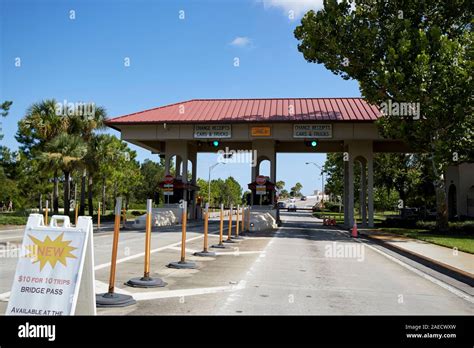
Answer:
360, 231, 474, 287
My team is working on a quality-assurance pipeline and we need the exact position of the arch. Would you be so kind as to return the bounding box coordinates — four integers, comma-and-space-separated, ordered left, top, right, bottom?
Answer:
448, 183, 457, 219
257, 156, 271, 178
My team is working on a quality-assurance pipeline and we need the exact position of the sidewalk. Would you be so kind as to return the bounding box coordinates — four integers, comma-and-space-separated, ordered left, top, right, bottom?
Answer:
360, 229, 474, 285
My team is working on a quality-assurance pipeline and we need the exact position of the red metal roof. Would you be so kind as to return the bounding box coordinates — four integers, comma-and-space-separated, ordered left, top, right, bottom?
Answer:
106, 98, 381, 126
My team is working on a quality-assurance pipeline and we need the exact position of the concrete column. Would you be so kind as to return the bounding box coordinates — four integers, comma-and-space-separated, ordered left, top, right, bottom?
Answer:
270, 151, 277, 183
360, 160, 367, 227
189, 150, 197, 220
343, 159, 349, 227
368, 155, 374, 228
348, 157, 355, 229
165, 152, 171, 175
175, 157, 182, 177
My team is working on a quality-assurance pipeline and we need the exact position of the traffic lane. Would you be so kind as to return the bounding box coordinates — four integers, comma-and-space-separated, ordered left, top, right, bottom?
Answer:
0, 221, 214, 303
95, 232, 274, 315
219, 212, 474, 315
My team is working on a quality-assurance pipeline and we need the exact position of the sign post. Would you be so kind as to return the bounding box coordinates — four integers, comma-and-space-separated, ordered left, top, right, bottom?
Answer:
168, 201, 197, 269
256, 175, 267, 206
163, 174, 174, 203
126, 199, 166, 288
6, 213, 96, 315
194, 203, 216, 257
96, 197, 136, 307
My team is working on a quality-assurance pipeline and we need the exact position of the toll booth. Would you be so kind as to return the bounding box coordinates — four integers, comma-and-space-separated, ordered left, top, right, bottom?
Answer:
248, 180, 276, 206
158, 178, 200, 205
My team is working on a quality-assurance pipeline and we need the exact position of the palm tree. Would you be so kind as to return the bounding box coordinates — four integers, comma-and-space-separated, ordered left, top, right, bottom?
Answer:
71, 106, 107, 215
17, 99, 69, 213
43, 134, 87, 217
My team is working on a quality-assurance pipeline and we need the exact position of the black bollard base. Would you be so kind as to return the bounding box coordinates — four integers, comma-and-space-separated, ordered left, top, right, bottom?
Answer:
167, 260, 198, 269
233, 235, 244, 240
211, 243, 227, 249
125, 276, 167, 288
96, 292, 136, 307
223, 239, 236, 243
193, 250, 216, 257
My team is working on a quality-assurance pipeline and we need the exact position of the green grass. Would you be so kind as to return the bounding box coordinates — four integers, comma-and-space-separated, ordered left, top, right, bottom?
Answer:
0, 214, 28, 225
0, 208, 147, 226
313, 211, 387, 224
373, 227, 474, 254
312, 212, 474, 254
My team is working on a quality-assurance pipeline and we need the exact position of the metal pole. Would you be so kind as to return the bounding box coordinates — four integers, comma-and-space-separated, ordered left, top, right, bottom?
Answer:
321, 171, 324, 203
208, 170, 211, 205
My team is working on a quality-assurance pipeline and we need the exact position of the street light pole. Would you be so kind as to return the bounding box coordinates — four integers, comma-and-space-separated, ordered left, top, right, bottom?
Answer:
208, 163, 223, 205
305, 162, 325, 203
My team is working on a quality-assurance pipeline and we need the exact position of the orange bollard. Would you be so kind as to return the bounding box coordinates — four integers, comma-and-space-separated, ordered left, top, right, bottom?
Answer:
224, 204, 236, 243
168, 201, 198, 269
74, 202, 79, 226
234, 204, 243, 239
96, 197, 136, 307
44, 200, 49, 225
211, 203, 227, 249
126, 199, 166, 287
97, 202, 101, 229
195, 203, 216, 256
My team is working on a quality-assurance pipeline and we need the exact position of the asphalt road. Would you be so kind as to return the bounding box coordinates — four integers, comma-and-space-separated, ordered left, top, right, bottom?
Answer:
0, 211, 472, 315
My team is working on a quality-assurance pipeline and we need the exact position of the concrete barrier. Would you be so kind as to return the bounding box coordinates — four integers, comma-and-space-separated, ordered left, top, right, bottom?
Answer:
248, 206, 278, 232
133, 207, 182, 228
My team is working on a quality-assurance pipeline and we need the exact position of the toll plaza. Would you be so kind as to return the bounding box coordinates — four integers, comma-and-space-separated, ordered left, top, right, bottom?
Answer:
106, 98, 411, 229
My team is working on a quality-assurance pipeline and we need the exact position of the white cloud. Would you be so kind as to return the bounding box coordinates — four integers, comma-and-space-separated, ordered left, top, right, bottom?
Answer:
230, 36, 252, 47
261, 0, 324, 19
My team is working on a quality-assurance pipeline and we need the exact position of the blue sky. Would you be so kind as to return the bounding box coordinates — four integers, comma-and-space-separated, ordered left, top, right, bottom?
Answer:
0, 0, 360, 195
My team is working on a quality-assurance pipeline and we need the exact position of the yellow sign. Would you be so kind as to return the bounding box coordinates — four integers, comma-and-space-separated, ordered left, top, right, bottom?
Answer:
251, 126, 271, 137
26, 233, 77, 271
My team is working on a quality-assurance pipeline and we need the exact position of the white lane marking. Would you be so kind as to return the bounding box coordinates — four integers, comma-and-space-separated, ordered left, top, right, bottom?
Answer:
93, 227, 221, 271
0, 228, 221, 300
133, 280, 247, 301
95, 280, 132, 296
220, 226, 282, 313
94, 234, 205, 271
167, 246, 198, 253
332, 228, 474, 304
215, 250, 263, 256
